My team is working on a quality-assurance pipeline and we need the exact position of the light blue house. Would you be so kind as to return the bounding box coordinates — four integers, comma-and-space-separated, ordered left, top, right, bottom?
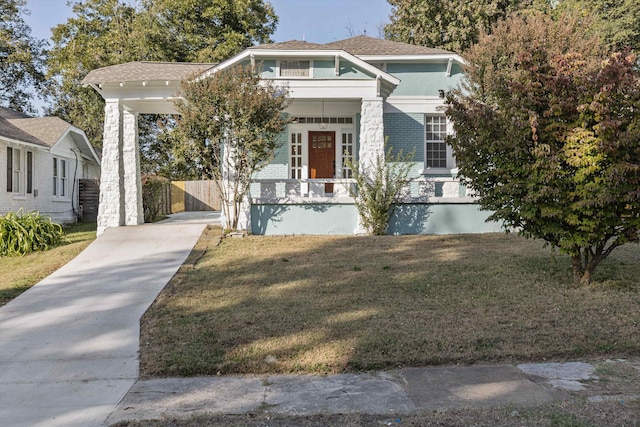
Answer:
83, 36, 500, 235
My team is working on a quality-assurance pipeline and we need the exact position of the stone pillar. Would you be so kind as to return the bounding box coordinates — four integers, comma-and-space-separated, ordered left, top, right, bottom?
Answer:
355, 98, 385, 234
123, 109, 144, 225
97, 100, 125, 236
358, 97, 385, 174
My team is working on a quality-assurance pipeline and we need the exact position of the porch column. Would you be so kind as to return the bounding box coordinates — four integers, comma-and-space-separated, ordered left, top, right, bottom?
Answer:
358, 97, 385, 173
122, 109, 144, 226
97, 100, 125, 236
355, 97, 385, 234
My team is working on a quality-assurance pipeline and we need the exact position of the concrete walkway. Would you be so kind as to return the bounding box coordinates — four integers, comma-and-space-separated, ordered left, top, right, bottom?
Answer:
0, 212, 219, 427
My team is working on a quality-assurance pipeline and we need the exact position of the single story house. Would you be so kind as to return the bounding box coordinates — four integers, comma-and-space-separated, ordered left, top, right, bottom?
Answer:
0, 107, 101, 223
83, 36, 502, 235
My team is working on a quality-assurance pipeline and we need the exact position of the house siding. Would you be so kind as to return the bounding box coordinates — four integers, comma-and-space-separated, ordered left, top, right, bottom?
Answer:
0, 133, 99, 224
384, 112, 424, 178
386, 62, 464, 97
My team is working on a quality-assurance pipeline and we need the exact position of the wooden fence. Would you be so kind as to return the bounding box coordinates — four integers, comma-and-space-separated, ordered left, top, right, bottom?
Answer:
170, 180, 221, 213
78, 179, 99, 222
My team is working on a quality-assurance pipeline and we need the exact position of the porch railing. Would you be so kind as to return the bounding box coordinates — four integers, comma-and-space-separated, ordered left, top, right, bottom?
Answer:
250, 177, 476, 204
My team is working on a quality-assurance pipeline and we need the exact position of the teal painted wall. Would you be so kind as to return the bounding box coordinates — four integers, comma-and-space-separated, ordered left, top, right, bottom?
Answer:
252, 204, 359, 235
251, 203, 500, 235
388, 203, 502, 235
387, 62, 463, 97
252, 129, 289, 179
384, 113, 424, 178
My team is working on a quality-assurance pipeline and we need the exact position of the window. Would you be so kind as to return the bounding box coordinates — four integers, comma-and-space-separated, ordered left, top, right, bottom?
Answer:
280, 60, 310, 77
6, 147, 33, 194
26, 152, 33, 194
425, 115, 448, 169
53, 157, 67, 197
341, 132, 354, 178
290, 133, 303, 179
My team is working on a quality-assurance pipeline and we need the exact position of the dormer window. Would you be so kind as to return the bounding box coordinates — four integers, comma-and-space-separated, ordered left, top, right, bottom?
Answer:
280, 60, 310, 77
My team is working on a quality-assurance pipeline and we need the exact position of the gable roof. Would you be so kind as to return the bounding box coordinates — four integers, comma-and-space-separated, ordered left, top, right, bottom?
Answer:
249, 40, 330, 51
0, 107, 101, 164
326, 35, 454, 56
83, 61, 217, 85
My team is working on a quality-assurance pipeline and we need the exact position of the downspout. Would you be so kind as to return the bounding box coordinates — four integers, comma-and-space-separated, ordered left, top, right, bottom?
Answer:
71, 148, 80, 221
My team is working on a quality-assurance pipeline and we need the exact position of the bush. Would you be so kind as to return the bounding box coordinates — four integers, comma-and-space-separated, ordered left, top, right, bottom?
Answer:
142, 175, 170, 223
0, 210, 66, 256
346, 143, 416, 235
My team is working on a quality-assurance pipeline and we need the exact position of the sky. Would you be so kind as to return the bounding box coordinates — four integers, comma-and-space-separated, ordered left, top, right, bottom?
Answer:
24, 0, 394, 46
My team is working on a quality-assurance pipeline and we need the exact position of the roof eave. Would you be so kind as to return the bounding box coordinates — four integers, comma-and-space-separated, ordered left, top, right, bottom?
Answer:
358, 54, 466, 64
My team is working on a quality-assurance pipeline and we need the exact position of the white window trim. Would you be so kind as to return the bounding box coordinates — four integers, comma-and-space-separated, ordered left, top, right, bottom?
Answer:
277, 59, 314, 79
423, 115, 456, 174
53, 156, 69, 200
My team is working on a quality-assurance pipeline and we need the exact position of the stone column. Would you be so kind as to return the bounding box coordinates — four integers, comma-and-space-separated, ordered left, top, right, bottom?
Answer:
358, 97, 385, 174
97, 100, 125, 236
122, 109, 144, 225
355, 97, 385, 234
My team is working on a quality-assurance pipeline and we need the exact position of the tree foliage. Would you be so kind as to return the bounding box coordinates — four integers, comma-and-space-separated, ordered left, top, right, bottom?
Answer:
445, 11, 640, 285
555, 0, 640, 51
384, 0, 530, 52
346, 143, 416, 235
46, 0, 277, 158
174, 66, 288, 231
0, 0, 45, 113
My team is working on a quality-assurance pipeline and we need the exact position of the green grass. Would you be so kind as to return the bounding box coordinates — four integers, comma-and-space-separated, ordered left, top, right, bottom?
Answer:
0, 222, 97, 306
140, 230, 640, 377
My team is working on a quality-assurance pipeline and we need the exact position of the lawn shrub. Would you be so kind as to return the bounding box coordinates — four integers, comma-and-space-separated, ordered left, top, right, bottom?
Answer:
0, 210, 66, 256
142, 175, 170, 223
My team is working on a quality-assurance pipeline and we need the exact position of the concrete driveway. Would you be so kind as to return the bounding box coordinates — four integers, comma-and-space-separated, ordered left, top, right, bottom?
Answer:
0, 212, 219, 427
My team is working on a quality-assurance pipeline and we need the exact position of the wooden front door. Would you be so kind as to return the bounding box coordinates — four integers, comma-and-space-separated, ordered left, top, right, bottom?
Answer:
308, 131, 335, 179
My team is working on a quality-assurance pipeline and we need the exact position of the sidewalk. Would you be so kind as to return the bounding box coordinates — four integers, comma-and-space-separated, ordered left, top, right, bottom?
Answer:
106, 359, 640, 425
0, 212, 219, 427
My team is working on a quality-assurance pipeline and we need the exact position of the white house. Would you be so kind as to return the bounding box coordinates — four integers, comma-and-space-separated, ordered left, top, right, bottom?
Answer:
0, 107, 101, 223
83, 36, 502, 235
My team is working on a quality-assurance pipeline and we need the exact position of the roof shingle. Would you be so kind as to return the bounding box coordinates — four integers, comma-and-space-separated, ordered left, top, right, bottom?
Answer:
326, 35, 454, 56
0, 107, 75, 148
82, 61, 217, 84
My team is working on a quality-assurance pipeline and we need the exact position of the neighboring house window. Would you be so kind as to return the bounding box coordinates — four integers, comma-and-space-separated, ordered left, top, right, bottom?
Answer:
26, 151, 33, 194
53, 157, 67, 197
6, 147, 12, 192
6, 147, 32, 194
341, 132, 354, 178
290, 132, 303, 179
425, 115, 448, 169
280, 60, 310, 77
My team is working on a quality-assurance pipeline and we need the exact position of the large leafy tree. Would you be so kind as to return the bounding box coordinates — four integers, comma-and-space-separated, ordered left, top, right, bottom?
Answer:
0, 0, 45, 113
46, 0, 277, 159
384, 0, 529, 52
174, 66, 288, 231
556, 0, 640, 51
445, 11, 640, 285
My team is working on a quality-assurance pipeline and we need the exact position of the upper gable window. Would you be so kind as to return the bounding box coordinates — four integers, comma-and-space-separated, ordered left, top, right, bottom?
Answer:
280, 60, 310, 77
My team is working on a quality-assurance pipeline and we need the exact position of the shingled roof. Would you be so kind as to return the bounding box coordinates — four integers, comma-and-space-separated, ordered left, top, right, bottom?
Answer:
326, 35, 453, 56
249, 40, 332, 51
0, 107, 73, 148
82, 61, 217, 84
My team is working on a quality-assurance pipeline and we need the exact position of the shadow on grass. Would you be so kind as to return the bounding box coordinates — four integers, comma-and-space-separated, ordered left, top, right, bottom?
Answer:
140, 231, 640, 377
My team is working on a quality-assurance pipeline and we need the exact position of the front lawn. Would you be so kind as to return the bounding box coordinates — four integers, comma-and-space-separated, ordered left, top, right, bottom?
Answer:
141, 229, 640, 377
0, 222, 97, 306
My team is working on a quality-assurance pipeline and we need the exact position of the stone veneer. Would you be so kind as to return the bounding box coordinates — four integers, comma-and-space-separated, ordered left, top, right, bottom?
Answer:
97, 101, 143, 235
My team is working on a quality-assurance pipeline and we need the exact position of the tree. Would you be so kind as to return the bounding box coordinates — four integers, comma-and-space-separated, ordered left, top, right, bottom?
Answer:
384, 0, 529, 52
174, 66, 288, 231
346, 142, 416, 235
46, 0, 277, 158
556, 0, 640, 52
445, 11, 640, 285
46, 0, 149, 145
0, 0, 45, 114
